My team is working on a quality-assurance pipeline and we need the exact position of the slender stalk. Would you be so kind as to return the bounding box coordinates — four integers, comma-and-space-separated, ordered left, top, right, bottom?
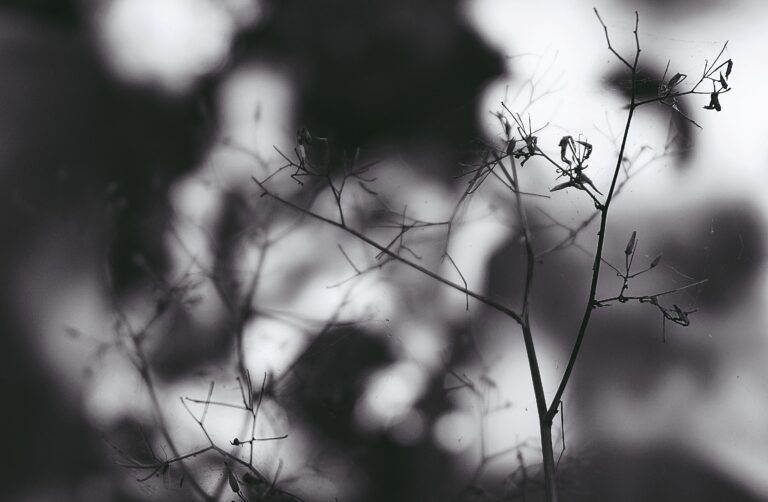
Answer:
540, 421, 558, 502
546, 10, 640, 422
139, 361, 214, 501
253, 177, 524, 325
509, 152, 557, 501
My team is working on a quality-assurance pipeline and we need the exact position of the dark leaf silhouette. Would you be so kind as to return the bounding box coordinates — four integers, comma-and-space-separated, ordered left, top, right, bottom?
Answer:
703, 92, 722, 111
668, 72, 686, 88
625, 231, 637, 256
719, 72, 728, 90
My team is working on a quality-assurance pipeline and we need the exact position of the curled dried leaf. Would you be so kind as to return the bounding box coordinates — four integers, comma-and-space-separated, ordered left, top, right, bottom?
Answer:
703, 92, 722, 111
668, 72, 686, 88
578, 172, 601, 194
559, 136, 572, 164
550, 180, 576, 192
672, 305, 691, 326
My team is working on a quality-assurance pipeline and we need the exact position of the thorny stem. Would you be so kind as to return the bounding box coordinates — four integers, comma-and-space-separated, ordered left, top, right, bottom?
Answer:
546, 9, 641, 422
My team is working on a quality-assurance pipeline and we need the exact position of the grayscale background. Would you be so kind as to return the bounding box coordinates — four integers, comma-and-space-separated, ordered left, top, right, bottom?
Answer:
1, 0, 765, 501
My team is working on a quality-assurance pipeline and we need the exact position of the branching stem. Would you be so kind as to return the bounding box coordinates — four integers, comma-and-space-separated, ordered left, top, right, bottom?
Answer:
252, 176, 524, 325
546, 9, 640, 422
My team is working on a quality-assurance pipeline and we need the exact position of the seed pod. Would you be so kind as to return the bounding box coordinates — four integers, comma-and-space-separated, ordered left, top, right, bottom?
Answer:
625, 231, 637, 256
725, 59, 733, 78
650, 255, 662, 268
559, 135, 571, 154
719, 72, 728, 90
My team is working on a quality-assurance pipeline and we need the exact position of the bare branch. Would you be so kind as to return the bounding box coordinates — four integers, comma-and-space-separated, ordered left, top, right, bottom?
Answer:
253, 176, 524, 325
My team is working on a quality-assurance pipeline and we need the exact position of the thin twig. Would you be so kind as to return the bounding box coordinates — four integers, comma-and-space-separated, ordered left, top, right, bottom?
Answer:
253, 177, 523, 325
547, 9, 641, 422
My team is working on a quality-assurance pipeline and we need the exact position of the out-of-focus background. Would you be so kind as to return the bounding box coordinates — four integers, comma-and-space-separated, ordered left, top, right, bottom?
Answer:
1, 0, 766, 501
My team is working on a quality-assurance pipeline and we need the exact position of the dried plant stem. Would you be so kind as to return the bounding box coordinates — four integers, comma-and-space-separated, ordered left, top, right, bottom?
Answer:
509, 150, 558, 501
252, 176, 524, 325
137, 350, 215, 501
546, 10, 640, 424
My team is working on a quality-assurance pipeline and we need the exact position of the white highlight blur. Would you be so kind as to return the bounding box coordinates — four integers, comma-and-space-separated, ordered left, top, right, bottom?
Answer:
95, 0, 256, 93
433, 409, 477, 454
355, 361, 429, 432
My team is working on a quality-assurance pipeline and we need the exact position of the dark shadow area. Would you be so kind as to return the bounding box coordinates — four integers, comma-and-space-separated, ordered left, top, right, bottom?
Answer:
569, 447, 765, 502
666, 203, 765, 310
0, 0, 79, 26
621, 0, 733, 17
1, 1, 504, 500
236, 0, 504, 175
284, 326, 465, 502
0, 8, 210, 499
